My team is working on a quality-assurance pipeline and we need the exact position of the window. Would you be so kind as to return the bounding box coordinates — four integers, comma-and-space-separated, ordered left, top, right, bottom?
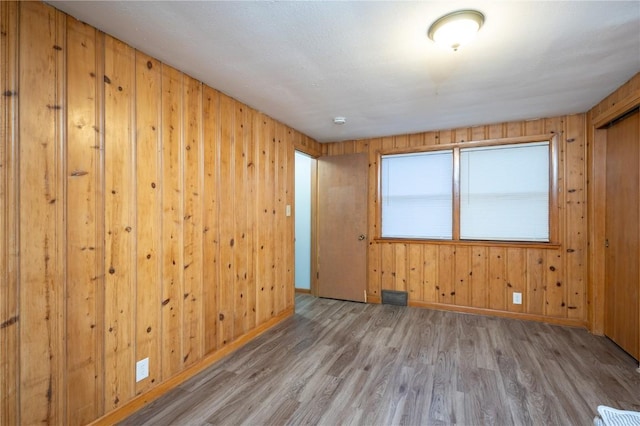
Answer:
380, 137, 554, 243
460, 142, 549, 241
381, 151, 453, 239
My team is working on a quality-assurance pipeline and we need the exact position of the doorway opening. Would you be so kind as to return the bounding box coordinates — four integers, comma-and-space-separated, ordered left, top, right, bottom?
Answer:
294, 151, 315, 295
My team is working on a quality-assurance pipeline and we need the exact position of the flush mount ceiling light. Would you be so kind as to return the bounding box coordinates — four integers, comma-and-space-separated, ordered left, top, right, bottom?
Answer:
333, 116, 346, 125
428, 10, 484, 51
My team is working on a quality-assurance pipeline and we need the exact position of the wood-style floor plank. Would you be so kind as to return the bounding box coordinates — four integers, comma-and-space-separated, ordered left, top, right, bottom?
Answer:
121, 295, 640, 425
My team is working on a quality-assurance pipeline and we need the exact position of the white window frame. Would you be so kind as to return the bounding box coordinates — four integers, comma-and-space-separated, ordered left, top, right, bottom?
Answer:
377, 134, 558, 245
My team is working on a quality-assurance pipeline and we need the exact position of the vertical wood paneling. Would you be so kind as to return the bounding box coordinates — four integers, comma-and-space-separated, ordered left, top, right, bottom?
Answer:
233, 103, 248, 338
218, 94, 235, 346
470, 247, 488, 308
104, 35, 136, 411
564, 114, 587, 319
267, 119, 278, 316
488, 247, 507, 310
65, 18, 102, 423
545, 117, 567, 317
547, 117, 568, 319
342, 140, 356, 154
202, 86, 220, 354
506, 248, 526, 313
182, 75, 203, 366
422, 245, 438, 303
325, 141, 342, 156
589, 128, 607, 334
245, 108, 257, 330
380, 243, 394, 290
394, 134, 408, 148
284, 129, 295, 310
381, 136, 394, 151
526, 249, 546, 315
454, 128, 469, 143
407, 244, 423, 301
423, 131, 437, 146
18, 3, 66, 424
256, 115, 273, 325
525, 119, 544, 136
1, 2, 19, 424
264, 118, 277, 319
394, 243, 407, 292
355, 139, 369, 153
135, 52, 162, 394
293, 132, 322, 158
7, 2, 307, 423
487, 123, 504, 139
546, 116, 564, 245
367, 138, 382, 299
437, 245, 455, 304
437, 129, 453, 145
506, 121, 523, 137
471, 126, 486, 141
161, 64, 184, 378
326, 113, 590, 326
545, 251, 565, 317
454, 246, 470, 306
55, 19, 67, 422
10, 1, 629, 421
274, 123, 286, 314
409, 133, 423, 147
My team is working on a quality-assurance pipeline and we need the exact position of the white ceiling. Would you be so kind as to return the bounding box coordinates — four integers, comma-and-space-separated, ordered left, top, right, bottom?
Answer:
48, 1, 640, 143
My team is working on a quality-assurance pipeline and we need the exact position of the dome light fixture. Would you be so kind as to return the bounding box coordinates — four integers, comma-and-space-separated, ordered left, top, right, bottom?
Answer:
428, 10, 484, 51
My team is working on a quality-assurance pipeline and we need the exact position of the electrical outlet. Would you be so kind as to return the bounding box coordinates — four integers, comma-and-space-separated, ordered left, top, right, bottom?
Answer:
513, 292, 522, 305
136, 358, 149, 382
285, 204, 291, 217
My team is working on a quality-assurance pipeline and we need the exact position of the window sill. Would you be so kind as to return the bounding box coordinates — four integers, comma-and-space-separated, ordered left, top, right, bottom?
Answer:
374, 238, 561, 250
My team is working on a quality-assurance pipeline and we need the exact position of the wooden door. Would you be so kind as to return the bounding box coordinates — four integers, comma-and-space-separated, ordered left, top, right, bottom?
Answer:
318, 153, 368, 302
605, 108, 640, 360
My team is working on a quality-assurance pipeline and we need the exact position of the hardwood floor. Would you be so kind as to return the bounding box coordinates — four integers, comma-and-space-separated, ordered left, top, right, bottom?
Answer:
121, 295, 640, 425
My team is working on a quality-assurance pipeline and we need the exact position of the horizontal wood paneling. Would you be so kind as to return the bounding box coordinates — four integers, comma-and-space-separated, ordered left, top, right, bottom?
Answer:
325, 115, 589, 326
1, 2, 317, 424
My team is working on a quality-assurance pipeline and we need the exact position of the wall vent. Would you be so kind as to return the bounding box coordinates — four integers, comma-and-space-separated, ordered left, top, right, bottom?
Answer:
381, 290, 408, 306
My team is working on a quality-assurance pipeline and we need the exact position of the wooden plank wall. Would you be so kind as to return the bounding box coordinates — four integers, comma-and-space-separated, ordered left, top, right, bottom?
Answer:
588, 72, 640, 334
1, 2, 19, 425
323, 115, 589, 327
0, 2, 321, 424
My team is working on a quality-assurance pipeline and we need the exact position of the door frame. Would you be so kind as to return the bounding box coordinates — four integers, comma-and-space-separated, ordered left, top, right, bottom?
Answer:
294, 148, 319, 297
589, 96, 640, 336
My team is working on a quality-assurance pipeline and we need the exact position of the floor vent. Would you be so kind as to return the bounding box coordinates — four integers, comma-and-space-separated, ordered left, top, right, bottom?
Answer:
381, 290, 408, 306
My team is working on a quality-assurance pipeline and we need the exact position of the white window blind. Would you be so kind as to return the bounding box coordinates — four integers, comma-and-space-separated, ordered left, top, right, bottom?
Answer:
381, 151, 453, 239
460, 142, 549, 242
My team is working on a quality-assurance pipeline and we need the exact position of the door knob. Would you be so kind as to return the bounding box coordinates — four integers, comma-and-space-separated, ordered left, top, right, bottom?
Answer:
358, 234, 366, 241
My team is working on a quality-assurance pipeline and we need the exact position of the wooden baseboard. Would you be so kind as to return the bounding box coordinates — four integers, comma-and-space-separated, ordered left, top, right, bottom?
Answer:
295, 288, 311, 294
408, 300, 588, 328
89, 307, 294, 426
366, 294, 381, 304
